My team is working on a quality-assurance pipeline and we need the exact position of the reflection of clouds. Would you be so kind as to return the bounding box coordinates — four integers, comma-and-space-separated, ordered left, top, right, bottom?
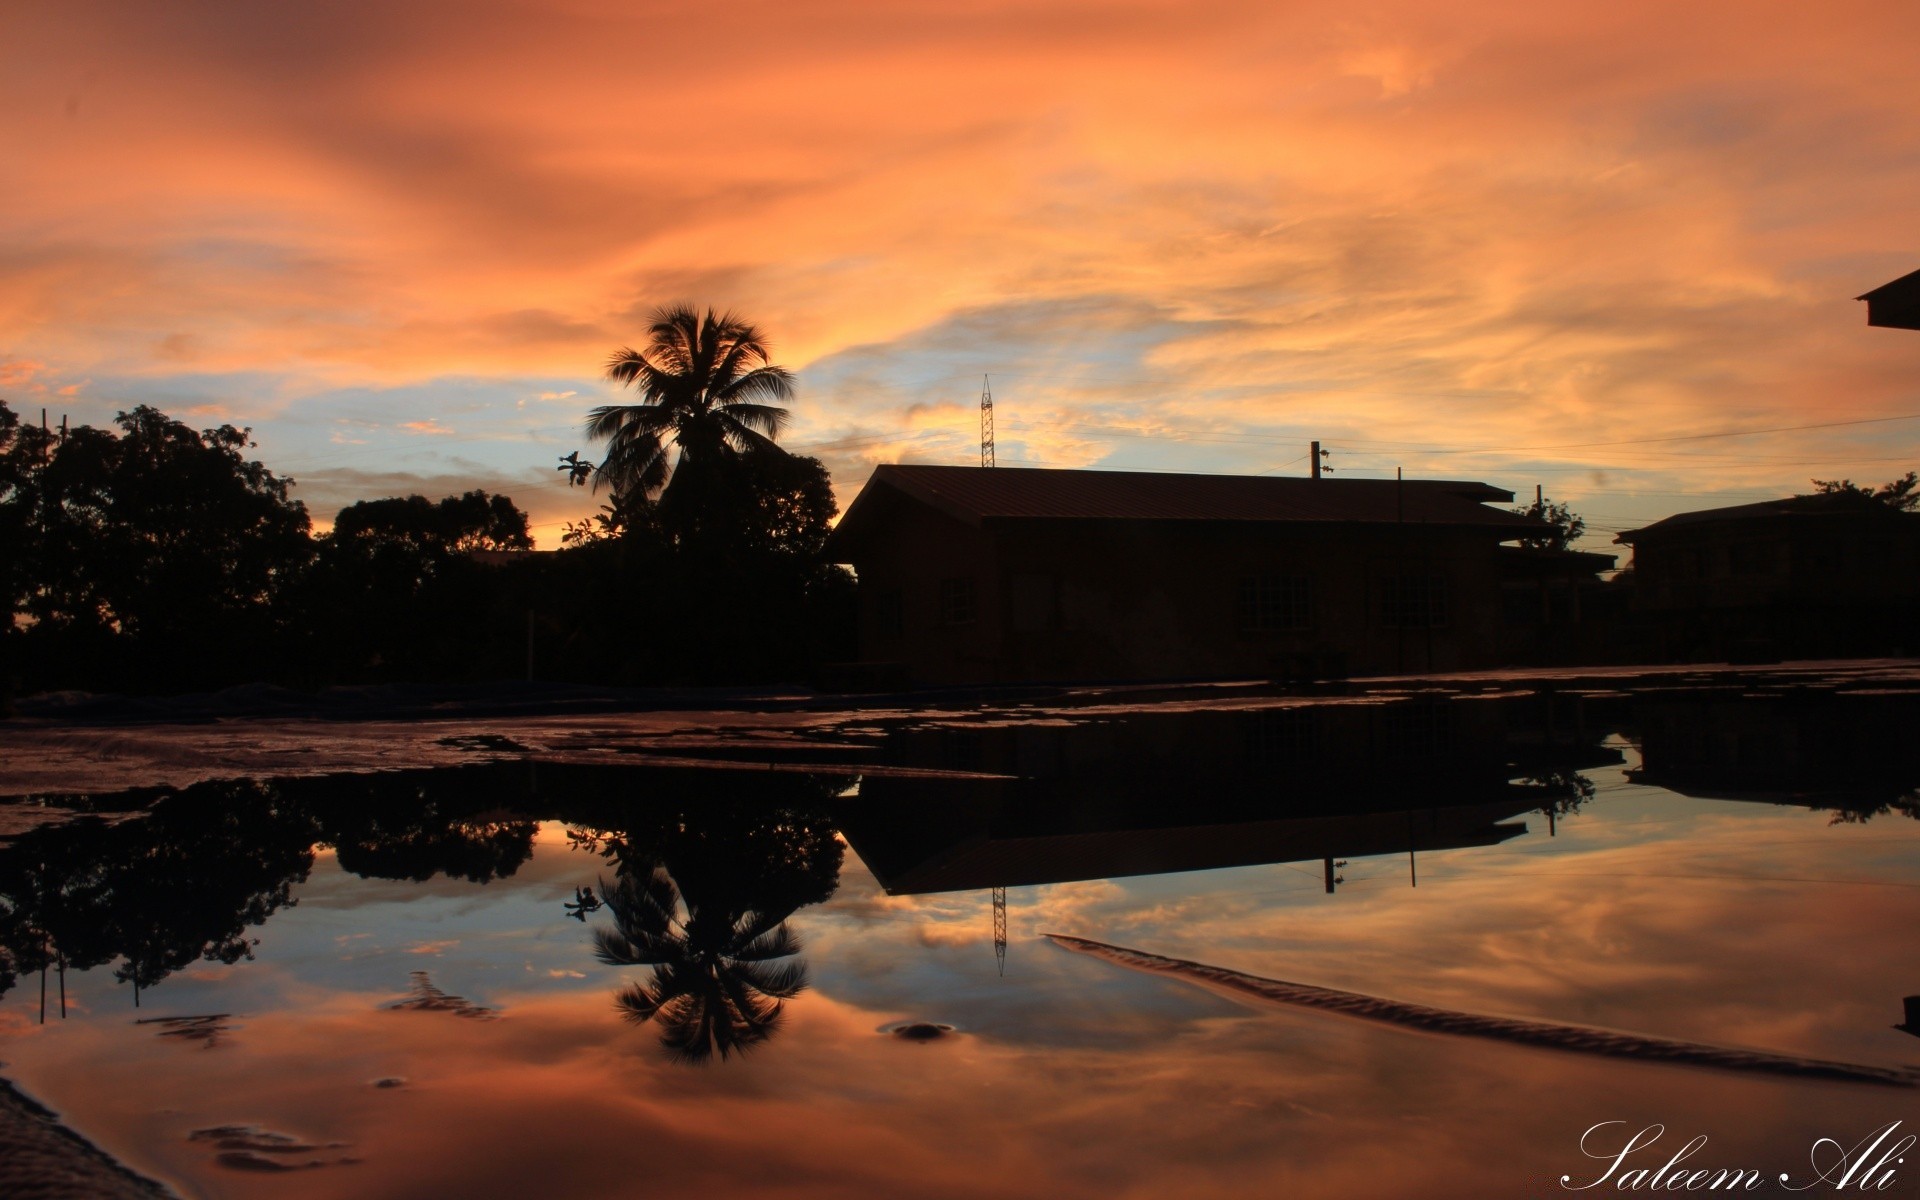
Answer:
4, 776, 1919, 1194
12, 973, 1919, 1199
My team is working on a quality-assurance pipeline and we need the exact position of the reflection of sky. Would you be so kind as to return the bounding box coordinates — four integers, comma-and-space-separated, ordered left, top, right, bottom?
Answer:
6, 758, 1920, 1198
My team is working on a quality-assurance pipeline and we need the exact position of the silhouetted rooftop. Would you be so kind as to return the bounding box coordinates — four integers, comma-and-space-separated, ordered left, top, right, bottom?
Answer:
1858, 268, 1920, 330
1616, 491, 1918, 543
831, 465, 1543, 553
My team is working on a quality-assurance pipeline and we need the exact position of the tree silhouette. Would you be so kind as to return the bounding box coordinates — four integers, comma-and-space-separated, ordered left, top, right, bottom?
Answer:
2, 402, 312, 692
585, 305, 794, 509
591, 863, 810, 1063
1807, 472, 1920, 511
1510, 493, 1587, 550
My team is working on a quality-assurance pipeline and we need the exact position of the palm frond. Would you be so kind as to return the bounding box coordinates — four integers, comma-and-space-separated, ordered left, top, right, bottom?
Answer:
717, 401, 790, 440
603, 347, 650, 387
733, 958, 809, 999
716, 415, 786, 458
646, 305, 702, 374
594, 925, 667, 967
715, 365, 794, 408
613, 980, 667, 1024
731, 921, 802, 962
711, 331, 774, 387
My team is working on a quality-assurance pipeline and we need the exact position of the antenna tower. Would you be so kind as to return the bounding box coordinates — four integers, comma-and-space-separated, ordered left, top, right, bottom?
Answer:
980, 375, 995, 468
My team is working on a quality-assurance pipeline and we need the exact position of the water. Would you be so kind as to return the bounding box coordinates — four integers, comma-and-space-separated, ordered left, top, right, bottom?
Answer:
4, 680, 1920, 1198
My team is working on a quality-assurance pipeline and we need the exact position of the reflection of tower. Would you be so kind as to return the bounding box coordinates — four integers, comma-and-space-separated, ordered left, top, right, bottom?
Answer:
992, 885, 1006, 975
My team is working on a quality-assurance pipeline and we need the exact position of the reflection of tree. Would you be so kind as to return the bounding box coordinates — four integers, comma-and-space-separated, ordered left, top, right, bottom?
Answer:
1824, 790, 1920, 826
564, 770, 846, 1063
309, 770, 538, 884
593, 863, 809, 1063
0, 780, 318, 1006
0, 768, 542, 1009
1518, 769, 1597, 817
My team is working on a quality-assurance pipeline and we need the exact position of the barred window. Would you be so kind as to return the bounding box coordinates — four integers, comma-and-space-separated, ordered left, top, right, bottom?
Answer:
1380, 574, 1448, 629
1237, 574, 1311, 632
938, 577, 977, 626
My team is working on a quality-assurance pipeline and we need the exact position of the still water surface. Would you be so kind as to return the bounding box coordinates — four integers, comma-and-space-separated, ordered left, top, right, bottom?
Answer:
3, 685, 1919, 1198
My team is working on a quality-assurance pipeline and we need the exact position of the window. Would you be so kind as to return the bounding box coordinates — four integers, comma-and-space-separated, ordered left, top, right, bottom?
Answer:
938, 577, 977, 626
1237, 574, 1311, 632
1380, 574, 1448, 629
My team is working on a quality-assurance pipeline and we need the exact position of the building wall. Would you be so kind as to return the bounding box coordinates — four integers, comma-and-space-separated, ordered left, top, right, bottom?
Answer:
1625, 515, 1920, 660
849, 507, 1519, 683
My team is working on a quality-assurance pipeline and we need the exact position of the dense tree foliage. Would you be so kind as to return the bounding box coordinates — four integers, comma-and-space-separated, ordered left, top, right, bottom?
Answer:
1510, 493, 1587, 551
301, 488, 534, 682
2, 402, 313, 692
1806, 472, 1920, 510
3, 394, 853, 698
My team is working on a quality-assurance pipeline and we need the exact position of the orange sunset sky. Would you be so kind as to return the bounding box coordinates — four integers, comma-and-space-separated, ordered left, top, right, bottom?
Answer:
5, 0, 1920, 548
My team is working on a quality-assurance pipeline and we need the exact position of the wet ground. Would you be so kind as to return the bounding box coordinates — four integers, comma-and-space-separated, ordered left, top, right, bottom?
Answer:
3, 664, 1920, 1198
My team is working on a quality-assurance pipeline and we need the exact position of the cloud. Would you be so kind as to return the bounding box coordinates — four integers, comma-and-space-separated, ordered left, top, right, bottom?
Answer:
6, 0, 1920, 548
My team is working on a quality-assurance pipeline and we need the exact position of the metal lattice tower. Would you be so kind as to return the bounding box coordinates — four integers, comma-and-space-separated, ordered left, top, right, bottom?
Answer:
980, 375, 995, 468
992, 885, 1007, 975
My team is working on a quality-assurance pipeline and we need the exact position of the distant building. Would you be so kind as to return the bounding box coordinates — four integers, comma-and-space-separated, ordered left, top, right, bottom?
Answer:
1616, 492, 1920, 661
823, 465, 1597, 684
1859, 268, 1920, 330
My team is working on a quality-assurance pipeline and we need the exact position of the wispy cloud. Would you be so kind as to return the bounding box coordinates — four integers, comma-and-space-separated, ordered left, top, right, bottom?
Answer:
7, 0, 1920, 546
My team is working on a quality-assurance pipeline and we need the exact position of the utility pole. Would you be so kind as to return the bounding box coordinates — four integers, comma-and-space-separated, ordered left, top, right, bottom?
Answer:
1310, 440, 1335, 479
980, 375, 995, 468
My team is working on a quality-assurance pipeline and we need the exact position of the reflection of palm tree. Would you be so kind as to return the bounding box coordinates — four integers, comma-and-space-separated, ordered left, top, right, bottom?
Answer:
584, 305, 794, 503
591, 865, 809, 1063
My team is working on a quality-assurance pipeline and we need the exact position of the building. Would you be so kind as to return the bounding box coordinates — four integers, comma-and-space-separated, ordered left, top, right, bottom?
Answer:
823, 464, 1577, 684
1616, 492, 1920, 661
1859, 268, 1920, 330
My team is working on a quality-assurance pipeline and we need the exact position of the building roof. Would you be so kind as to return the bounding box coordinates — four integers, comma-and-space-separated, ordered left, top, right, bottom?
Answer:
1615, 491, 1917, 544
1858, 268, 1920, 330
829, 464, 1542, 555
1858, 267, 1920, 302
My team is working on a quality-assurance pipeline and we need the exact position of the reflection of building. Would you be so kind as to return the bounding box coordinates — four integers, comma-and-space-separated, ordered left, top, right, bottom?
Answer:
837, 697, 1623, 894
841, 789, 1539, 895
1617, 493, 1920, 662
825, 466, 1568, 684
1627, 691, 1920, 811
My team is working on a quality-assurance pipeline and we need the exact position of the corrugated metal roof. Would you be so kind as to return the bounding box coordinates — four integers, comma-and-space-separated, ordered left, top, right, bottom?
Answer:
834, 465, 1538, 545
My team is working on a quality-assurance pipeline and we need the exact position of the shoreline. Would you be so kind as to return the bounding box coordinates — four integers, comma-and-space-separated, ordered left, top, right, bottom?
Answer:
0, 1074, 175, 1200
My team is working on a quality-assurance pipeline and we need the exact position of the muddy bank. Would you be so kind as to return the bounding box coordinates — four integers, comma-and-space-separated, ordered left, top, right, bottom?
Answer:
0, 1076, 173, 1199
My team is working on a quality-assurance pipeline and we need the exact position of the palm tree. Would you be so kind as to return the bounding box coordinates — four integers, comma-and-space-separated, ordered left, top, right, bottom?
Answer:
585, 305, 795, 503
591, 863, 810, 1063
